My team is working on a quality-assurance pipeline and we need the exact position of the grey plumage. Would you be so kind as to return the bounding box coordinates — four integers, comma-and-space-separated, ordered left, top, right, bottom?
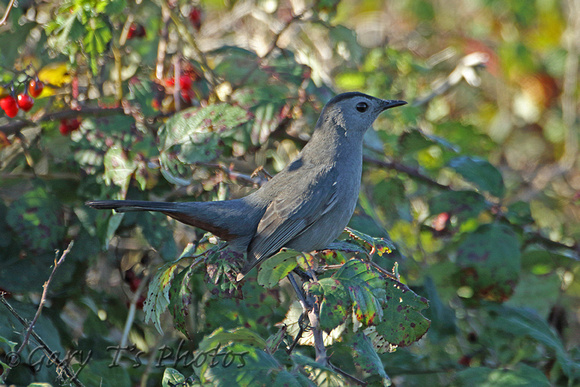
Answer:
87, 92, 406, 275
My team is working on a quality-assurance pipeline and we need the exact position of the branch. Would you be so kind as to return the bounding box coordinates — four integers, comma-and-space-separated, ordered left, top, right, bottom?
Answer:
1, 289, 83, 386
235, 11, 306, 88
114, 271, 152, 366
363, 155, 450, 190
412, 52, 489, 107
0, 0, 16, 26
196, 162, 269, 186
0, 106, 125, 137
166, 2, 217, 88
17, 242, 74, 353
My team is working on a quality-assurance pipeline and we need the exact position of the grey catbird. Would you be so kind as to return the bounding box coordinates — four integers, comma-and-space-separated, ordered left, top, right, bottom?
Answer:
87, 92, 406, 275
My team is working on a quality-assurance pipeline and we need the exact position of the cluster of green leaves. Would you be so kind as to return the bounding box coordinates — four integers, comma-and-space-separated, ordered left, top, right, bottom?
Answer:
1, 0, 579, 386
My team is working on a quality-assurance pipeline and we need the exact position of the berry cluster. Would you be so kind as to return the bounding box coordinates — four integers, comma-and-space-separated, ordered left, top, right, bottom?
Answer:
151, 66, 200, 111
59, 118, 81, 136
0, 78, 44, 118
127, 23, 146, 40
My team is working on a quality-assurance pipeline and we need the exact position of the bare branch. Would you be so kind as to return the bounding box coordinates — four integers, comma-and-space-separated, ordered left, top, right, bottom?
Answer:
363, 155, 450, 190
17, 242, 74, 353
0, 0, 16, 27
0, 106, 125, 137
1, 279, 84, 386
413, 52, 489, 107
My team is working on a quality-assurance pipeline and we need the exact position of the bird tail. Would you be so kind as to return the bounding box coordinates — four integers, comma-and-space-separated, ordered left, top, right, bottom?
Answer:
86, 200, 179, 213
86, 199, 256, 243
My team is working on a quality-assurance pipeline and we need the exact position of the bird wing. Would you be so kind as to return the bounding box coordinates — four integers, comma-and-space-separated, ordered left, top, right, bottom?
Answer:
246, 165, 339, 271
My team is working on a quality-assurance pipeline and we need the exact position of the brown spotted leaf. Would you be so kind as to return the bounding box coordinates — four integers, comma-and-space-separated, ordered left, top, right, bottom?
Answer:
373, 277, 430, 349
159, 103, 251, 164
456, 223, 521, 302
144, 262, 180, 334
309, 260, 385, 331
343, 227, 396, 257
257, 249, 298, 288
168, 263, 197, 339
352, 332, 391, 386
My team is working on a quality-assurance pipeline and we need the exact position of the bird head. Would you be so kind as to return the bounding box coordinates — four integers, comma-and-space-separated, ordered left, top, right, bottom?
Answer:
320, 92, 407, 136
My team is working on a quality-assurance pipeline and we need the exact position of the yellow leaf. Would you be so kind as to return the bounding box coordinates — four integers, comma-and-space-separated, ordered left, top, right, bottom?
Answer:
38, 62, 71, 87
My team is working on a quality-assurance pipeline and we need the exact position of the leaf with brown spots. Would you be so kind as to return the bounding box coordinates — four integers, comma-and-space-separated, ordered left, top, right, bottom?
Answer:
373, 277, 431, 349
257, 249, 298, 288
352, 332, 391, 385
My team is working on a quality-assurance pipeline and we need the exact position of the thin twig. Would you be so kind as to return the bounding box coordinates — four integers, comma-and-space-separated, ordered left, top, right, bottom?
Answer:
0, 295, 84, 386
114, 271, 152, 366
0, 0, 16, 26
166, 2, 217, 88
155, 2, 171, 80
308, 299, 327, 365
363, 155, 450, 190
329, 362, 368, 386
17, 242, 74, 353
235, 11, 306, 88
198, 162, 269, 186
368, 261, 399, 281
412, 52, 489, 107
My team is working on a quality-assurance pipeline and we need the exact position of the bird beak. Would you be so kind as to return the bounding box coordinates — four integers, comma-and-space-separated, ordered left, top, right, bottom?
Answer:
380, 99, 407, 111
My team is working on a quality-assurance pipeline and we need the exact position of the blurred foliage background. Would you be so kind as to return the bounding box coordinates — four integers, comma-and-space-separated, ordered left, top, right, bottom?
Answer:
1, 0, 579, 385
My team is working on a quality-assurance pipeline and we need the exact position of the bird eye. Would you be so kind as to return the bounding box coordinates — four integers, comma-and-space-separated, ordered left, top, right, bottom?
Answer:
356, 102, 368, 112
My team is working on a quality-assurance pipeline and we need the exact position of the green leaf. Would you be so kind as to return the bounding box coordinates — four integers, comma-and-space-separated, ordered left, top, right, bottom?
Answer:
311, 278, 350, 331
398, 129, 435, 155
77, 359, 131, 387
456, 223, 521, 302
323, 240, 370, 257
352, 332, 391, 386
429, 190, 487, 221
291, 352, 345, 385
454, 364, 550, 387
265, 326, 287, 354
309, 259, 430, 347
139, 212, 178, 260
144, 262, 180, 334
162, 368, 187, 387
343, 227, 396, 257
332, 260, 384, 325
168, 263, 198, 339
505, 201, 534, 225
6, 185, 65, 253
159, 103, 251, 164
329, 25, 363, 64
448, 156, 505, 197
373, 276, 431, 349
103, 146, 137, 197
194, 330, 277, 384
273, 370, 314, 386
488, 306, 580, 378
257, 249, 298, 288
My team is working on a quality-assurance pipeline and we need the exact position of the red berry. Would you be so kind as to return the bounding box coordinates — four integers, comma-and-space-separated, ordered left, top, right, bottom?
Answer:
59, 118, 81, 135
17, 94, 34, 112
28, 79, 44, 98
0, 96, 18, 117
127, 23, 146, 39
188, 7, 203, 30
180, 89, 193, 104
179, 74, 192, 90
